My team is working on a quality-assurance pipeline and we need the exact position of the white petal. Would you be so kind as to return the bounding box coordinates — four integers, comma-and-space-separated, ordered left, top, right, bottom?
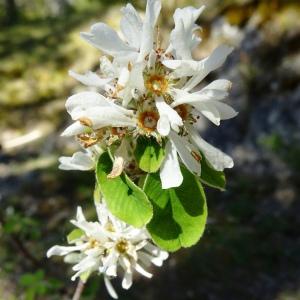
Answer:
169, 6, 205, 60
66, 92, 110, 116
120, 3, 143, 49
172, 88, 228, 107
76, 206, 86, 223
100, 56, 117, 78
139, 251, 166, 267
169, 131, 201, 176
61, 121, 86, 137
156, 97, 183, 135
203, 79, 232, 92
157, 115, 170, 137
188, 126, 234, 171
193, 101, 221, 125
138, 0, 162, 60
72, 255, 97, 272
144, 243, 167, 258
122, 271, 133, 290
148, 49, 157, 69
135, 263, 152, 278
66, 91, 135, 119
121, 63, 145, 107
80, 23, 136, 57
130, 63, 145, 92
66, 91, 133, 116
106, 264, 117, 277
171, 87, 237, 125
183, 45, 233, 91
46, 245, 85, 257
104, 276, 118, 299
117, 67, 130, 87
95, 203, 109, 225
58, 152, 95, 171
68, 70, 111, 90
160, 141, 183, 189
210, 101, 238, 120
103, 251, 119, 275
64, 253, 82, 264
157, 249, 169, 261
71, 106, 135, 129
71, 208, 99, 234
64, 92, 136, 132
163, 60, 200, 79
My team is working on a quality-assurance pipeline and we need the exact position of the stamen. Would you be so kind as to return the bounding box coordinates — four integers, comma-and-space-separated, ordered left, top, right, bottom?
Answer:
146, 74, 168, 96
79, 117, 93, 127
175, 105, 189, 120
138, 111, 159, 132
111, 127, 126, 138
88, 238, 101, 249
116, 239, 129, 254
77, 134, 99, 148
191, 151, 202, 162
77, 129, 104, 148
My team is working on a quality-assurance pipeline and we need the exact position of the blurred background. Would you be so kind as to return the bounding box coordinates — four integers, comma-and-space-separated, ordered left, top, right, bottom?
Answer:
0, 0, 300, 299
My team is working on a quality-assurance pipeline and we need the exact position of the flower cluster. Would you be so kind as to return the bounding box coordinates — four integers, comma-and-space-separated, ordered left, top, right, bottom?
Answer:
48, 0, 237, 298
47, 202, 168, 298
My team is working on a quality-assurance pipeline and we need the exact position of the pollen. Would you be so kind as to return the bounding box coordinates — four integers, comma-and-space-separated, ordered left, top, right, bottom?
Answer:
116, 239, 129, 254
175, 105, 189, 121
77, 134, 99, 148
138, 111, 159, 132
146, 74, 168, 96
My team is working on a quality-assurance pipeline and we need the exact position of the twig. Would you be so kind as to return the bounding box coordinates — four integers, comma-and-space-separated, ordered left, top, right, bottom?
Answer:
72, 280, 85, 300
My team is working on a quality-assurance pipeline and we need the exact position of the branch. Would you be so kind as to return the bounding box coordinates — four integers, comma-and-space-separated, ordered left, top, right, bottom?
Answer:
72, 280, 85, 300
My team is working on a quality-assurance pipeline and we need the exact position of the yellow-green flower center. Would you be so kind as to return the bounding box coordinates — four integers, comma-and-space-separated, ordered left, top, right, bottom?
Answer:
116, 239, 129, 254
146, 74, 168, 96
138, 111, 159, 132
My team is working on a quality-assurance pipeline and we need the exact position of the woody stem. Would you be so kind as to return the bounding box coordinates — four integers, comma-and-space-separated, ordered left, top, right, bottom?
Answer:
72, 280, 85, 300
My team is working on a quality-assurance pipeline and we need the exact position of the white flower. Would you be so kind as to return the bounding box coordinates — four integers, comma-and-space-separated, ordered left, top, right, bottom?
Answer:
47, 202, 168, 299
61, 0, 237, 188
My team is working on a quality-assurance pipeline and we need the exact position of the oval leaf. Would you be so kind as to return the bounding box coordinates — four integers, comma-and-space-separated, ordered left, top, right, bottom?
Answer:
145, 166, 207, 252
96, 152, 153, 228
134, 136, 165, 173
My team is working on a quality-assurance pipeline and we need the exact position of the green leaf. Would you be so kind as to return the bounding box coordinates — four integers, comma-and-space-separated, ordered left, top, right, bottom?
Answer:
96, 152, 153, 228
134, 136, 165, 173
200, 155, 226, 190
67, 229, 84, 244
145, 167, 207, 252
